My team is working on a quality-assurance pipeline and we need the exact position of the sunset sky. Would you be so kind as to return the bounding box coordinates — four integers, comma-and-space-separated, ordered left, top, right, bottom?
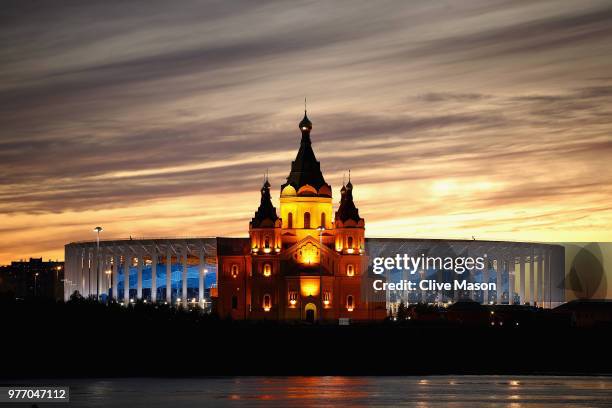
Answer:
1, 0, 612, 264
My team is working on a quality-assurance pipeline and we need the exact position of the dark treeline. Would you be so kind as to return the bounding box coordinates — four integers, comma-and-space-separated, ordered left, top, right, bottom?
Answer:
1, 296, 610, 378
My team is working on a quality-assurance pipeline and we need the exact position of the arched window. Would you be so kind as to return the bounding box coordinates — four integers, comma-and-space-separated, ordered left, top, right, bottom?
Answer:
346, 264, 354, 277
264, 236, 270, 249
231, 295, 238, 310
287, 212, 293, 229
304, 212, 311, 229
263, 263, 272, 277
263, 294, 271, 311
347, 236, 353, 248
320, 212, 326, 228
231, 264, 239, 278
288, 291, 298, 306
323, 291, 331, 306
346, 295, 354, 311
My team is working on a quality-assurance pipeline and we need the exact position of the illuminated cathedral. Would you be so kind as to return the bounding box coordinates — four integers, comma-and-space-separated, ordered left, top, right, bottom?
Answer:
216, 111, 387, 321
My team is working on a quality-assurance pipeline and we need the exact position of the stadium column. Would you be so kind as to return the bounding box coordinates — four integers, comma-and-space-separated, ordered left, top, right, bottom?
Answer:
124, 255, 130, 304
86, 249, 91, 297
112, 254, 119, 300
403, 266, 410, 304
74, 248, 79, 299
137, 252, 143, 300
182, 249, 188, 307
538, 251, 544, 306
94, 248, 98, 297
79, 248, 88, 296
151, 251, 158, 303
85, 249, 90, 297
482, 260, 489, 304
166, 249, 172, 304
519, 253, 526, 304
102, 251, 108, 297
529, 250, 535, 305
507, 255, 513, 305
90, 248, 96, 298
79, 249, 84, 296
385, 266, 391, 312
105, 251, 111, 295
419, 269, 426, 303
102, 250, 107, 297
87, 249, 92, 297
496, 257, 503, 304
545, 250, 551, 309
469, 256, 476, 301
198, 248, 205, 306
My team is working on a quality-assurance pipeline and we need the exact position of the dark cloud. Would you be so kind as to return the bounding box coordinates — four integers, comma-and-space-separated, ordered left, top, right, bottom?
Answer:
393, 6, 612, 63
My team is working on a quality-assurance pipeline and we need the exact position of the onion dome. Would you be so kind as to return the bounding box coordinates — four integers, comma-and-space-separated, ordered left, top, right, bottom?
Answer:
299, 111, 312, 131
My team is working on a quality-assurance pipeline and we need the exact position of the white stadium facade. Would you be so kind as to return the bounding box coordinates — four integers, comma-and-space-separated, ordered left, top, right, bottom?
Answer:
64, 237, 565, 309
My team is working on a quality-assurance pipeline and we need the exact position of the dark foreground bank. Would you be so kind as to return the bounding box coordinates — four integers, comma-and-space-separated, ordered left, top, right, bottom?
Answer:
1, 298, 610, 377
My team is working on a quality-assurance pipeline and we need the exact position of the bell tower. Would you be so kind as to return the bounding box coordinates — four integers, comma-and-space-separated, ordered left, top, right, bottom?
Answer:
334, 172, 365, 255
249, 175, 282, 254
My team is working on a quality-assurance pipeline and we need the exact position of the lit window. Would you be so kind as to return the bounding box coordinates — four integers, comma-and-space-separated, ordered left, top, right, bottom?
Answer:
346, 295, 354, 312
323, 291, 331, 306
263, 263, 272, 277
289, 291, 298, 307
231, 264, 239, 278
263, 294, 271, 311
346, 264, 354, 277
304, 212, 310, 229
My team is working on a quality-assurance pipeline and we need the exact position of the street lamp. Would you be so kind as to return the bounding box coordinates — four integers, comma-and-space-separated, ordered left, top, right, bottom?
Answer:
55, 265, 62, 300
93, 226, 103, 300
34, 272, 39, 297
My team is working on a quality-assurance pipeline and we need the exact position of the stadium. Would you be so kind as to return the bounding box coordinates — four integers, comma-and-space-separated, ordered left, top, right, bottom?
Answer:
64, 236, 565, 310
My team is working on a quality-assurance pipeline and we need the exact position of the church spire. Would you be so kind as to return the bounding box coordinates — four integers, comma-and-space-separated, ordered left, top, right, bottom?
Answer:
299, 97, 312, 132
335, 171, 361, 222
251, 175, 278, 227
281, 108, 330, 196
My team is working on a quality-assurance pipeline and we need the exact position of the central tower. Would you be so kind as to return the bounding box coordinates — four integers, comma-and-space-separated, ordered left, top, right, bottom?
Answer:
279, 111, 333, 248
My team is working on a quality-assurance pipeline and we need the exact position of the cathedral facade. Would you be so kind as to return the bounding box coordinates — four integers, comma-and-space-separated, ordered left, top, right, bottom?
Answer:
216, 112, 387, 321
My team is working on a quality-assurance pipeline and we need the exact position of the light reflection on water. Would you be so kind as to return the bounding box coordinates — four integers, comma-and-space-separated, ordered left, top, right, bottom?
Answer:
9, 376, 612, 407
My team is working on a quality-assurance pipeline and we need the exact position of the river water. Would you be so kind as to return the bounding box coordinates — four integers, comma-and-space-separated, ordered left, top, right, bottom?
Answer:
5, 376, 611, 407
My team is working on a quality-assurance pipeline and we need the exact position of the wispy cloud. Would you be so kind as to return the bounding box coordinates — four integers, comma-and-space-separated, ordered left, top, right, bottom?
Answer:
0, 0, 612, 264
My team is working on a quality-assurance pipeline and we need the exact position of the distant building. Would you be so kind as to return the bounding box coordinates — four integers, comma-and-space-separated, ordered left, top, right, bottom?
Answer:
0, 258, 63, 300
